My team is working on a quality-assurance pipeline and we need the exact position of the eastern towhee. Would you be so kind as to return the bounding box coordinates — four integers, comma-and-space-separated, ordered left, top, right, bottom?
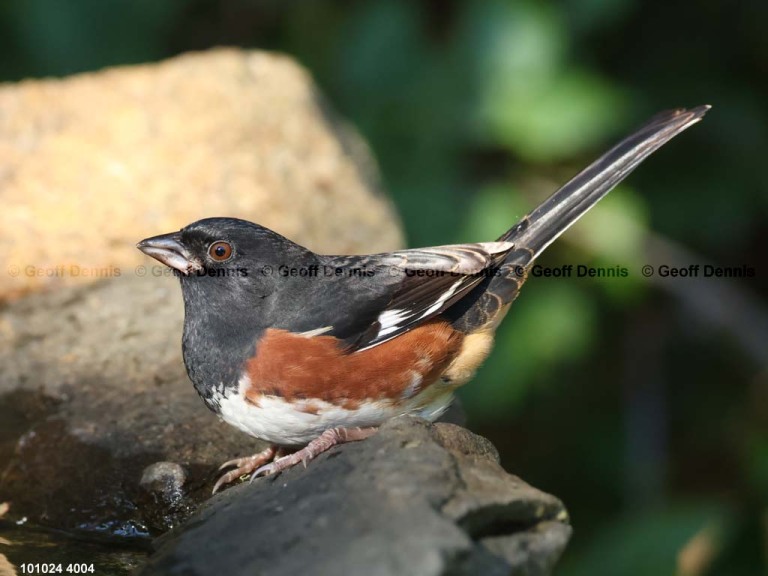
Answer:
138, 106, 709, 493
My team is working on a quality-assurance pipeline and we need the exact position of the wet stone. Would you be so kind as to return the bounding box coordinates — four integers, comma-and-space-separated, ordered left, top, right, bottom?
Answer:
138, 463, 194, 534
139, 462, 188, 498
139, 417, 571, 576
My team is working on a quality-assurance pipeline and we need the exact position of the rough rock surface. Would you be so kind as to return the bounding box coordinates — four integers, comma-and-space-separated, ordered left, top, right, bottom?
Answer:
0, 48, 402, 300
139, 417, 571, 576
0, 275, 264, 537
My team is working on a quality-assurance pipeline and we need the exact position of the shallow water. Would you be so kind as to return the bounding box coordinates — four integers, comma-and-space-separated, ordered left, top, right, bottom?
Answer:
0, 390, 154, 574
0, 522, 149, 575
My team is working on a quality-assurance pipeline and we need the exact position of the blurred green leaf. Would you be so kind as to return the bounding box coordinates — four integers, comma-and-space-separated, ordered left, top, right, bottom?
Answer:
457, 182, 530, 242
560, 504, 731, 576
571, 185, 649, 301
462, 0, 627, 160
3, 0, 183, 77
482, 68, 628, 161
577, 186, 648, 262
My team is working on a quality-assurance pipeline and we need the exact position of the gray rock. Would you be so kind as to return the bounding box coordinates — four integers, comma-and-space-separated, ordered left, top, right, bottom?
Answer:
139, 417, 570, 576
140, 462, 187, 494
0, 275, 261, 538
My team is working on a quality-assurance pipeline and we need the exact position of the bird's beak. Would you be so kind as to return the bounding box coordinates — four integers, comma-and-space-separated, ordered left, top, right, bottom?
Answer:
136, 232, 202, 275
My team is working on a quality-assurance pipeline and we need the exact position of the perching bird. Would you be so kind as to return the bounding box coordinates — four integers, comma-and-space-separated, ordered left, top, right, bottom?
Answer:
138, 105, 709, 493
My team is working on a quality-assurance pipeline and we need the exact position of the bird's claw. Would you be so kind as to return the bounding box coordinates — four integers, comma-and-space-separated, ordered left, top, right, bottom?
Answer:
212, 445, 278, 494
250, 462, 278, 480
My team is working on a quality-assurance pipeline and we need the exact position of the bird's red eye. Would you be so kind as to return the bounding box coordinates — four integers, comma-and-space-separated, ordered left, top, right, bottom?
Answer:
208, 241, 233, 262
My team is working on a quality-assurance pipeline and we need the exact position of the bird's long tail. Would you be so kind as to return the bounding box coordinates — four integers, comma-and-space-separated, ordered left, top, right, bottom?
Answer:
447, 106, 709, 332
500, 105, 710, 260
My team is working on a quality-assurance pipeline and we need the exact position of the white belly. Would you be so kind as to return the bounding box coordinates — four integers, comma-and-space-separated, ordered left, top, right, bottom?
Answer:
216, 375, 453, 446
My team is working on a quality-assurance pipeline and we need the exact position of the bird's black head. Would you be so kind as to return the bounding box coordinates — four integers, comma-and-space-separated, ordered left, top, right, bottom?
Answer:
137, 217, 316, 399
138, 217, 313, 299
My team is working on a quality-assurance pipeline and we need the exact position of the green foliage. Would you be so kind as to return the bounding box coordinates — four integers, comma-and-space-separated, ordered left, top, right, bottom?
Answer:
468, 1, 628, 160
562, 503, 733, 576
0, 0, 184, 78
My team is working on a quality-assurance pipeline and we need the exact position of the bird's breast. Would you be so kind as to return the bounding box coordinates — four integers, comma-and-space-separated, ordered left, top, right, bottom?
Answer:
215, 319, 473, 445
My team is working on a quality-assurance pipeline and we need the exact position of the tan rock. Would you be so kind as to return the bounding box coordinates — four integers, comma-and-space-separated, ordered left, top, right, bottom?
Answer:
0, 48, 403, 300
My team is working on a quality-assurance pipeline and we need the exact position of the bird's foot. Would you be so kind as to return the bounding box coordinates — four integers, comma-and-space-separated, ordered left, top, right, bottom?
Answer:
251, 426, 378, 479
213, 445, 280, 494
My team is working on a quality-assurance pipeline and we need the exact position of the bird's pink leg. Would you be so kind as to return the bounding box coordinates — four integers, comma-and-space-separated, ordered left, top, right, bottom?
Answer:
252, 427, 378, 479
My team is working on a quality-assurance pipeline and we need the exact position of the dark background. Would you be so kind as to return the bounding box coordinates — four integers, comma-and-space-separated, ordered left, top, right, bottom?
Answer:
2, 1, 765, 573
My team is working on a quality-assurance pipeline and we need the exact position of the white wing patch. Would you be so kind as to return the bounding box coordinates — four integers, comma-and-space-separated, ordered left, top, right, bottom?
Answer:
368, 279, 463, 347
376, 309, 409, 338
296, 326, 334, 338
419, 278, 463, 319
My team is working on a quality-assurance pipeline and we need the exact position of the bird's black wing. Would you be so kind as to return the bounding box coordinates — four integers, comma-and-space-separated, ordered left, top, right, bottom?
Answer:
302, 242, 514, 351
